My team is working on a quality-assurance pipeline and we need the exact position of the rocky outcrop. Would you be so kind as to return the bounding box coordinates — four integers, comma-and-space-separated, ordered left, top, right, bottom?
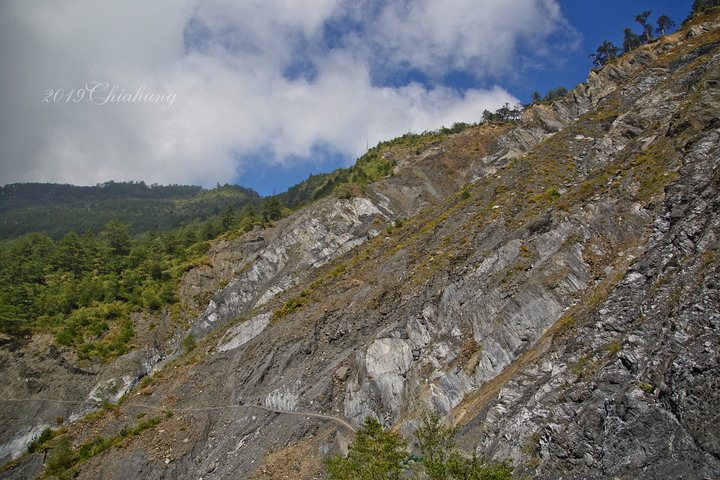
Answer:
189, 196, 388, 340
0, 337, 159, 462
456, 113, 720, 479
452, 30, 720, 479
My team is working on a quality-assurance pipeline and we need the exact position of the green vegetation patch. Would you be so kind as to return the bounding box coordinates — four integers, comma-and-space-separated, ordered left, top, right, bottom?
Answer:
0, 220, 208, 361
0, 182, 260, 241
324, 412, 512, 480
37, 415, 164, 478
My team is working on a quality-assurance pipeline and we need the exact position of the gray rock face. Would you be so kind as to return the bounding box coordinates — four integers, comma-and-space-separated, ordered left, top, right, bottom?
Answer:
217, 313, 273, 353
190, 196, 387, 340
454, 42, 720, 479
0, 340, 160, 463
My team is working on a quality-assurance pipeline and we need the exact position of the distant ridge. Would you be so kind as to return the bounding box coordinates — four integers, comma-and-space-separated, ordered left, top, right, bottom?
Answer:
0, 181, 259, 240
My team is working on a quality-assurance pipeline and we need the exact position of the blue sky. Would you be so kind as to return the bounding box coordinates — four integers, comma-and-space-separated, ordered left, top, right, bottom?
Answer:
0, 1, 694, 197
519, 1, 691, 101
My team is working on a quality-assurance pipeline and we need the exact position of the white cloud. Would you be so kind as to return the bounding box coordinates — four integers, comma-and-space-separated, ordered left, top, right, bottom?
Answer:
0, 0, 576, 190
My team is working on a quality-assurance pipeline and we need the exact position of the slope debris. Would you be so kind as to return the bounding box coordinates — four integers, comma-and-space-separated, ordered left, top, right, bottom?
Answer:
2, 11, 720, 480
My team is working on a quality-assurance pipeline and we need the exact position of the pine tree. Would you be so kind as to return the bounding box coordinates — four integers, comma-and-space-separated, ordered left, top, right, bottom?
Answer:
655, 15, 676, 36
260, 197, 282, 223
54, 231, 82, 275
221, 205, 236, 232
201, 220, 217, 240
415, 411, 514, 480
691, 0, 720, 16
102, 220, 132, 257
623, 27, 642, 53
635, 11, 653, 42
589, 40, 620, 67
416, 411, 457, 480
241, 202, 257, 220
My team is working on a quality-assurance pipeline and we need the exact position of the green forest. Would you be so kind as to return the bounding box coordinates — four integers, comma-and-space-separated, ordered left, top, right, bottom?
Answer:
0, 181, 260, 240
1, 220, 202, 359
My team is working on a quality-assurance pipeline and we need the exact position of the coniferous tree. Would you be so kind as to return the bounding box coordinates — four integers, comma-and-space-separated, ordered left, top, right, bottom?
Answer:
221, 205, 236, 232
589, 40, 620, 67
201, 220, 218, 240
181, 226, 196, 247
161, 231, 180, 255
623, 27, 643, 53
691, 0, 720, 16
12, 233, 54, 283
54, 232, 82, 275
78, 229, 100, 272
241, 202, 257, 220
635, 11, 654, 42
656, 15, 676, 36
496, 103, 511, 121
416, 411, 457, 480
508, 103, 524, 122
260, 197, 282, 223
102, 220, 132, 257
415, 411, 514, 480
542, 86, 568, 102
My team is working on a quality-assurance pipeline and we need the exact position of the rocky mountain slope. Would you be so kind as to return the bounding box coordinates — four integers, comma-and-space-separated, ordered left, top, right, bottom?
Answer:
2, 11, 720, 480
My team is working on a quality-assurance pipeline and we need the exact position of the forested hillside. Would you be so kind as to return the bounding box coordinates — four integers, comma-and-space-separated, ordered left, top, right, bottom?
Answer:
0, 181, 259, 240
277, 124, 481, 210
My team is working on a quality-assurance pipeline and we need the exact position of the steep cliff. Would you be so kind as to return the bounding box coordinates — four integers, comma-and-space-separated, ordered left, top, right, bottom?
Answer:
3, 12, 720, 480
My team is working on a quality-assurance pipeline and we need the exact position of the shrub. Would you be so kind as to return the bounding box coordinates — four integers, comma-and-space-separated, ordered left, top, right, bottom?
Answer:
182, 333, 196, 352
416, 411, 457, 479
78, 436, 113, 460
27, 428, 55, 454
273, 296, 305, 319
45, 437, 77, 476
607, 340, 622, 356
143, 290, 162, 311
325, 412, 513, 479
545, 188, 561, 201
324, 417, 407, 480
416, 410, 514, 480
133, 416, 161, 435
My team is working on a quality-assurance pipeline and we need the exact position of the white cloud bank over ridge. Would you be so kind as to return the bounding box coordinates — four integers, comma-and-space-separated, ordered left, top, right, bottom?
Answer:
0, 0, 577, 190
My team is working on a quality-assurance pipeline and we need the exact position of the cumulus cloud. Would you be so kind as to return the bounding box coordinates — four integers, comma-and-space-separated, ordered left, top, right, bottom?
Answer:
0, 0, 577, 191
341, 0, 574, 80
